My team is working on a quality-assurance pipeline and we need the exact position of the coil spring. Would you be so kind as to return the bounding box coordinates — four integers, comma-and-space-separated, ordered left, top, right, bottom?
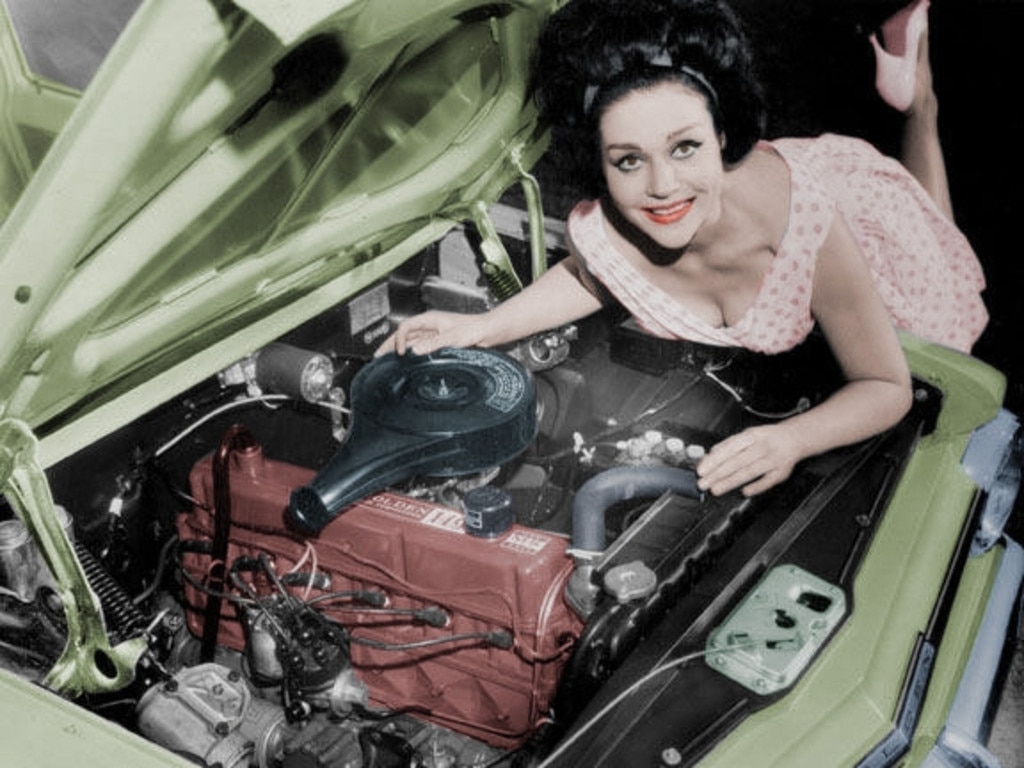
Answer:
483, 263, 522, 302
75, 541, 148, 642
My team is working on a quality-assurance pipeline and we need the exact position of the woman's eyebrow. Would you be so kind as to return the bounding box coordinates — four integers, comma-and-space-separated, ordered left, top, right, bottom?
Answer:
604, 123, 704, 153
604, 141, 643, 153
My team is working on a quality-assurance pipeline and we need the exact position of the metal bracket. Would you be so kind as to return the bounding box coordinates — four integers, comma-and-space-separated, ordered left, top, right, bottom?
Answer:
0, 418, 146, 697
706, 564, 847, 695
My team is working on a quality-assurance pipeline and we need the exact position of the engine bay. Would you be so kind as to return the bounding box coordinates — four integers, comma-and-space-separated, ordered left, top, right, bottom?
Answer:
0, 217, 940, 767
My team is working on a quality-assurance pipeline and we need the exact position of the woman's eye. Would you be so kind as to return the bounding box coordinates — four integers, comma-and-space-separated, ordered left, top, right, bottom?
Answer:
672, 140, 701, 159
612, 154, 643, 172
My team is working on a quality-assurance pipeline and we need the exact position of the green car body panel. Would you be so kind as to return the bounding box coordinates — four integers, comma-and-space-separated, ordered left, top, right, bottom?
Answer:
0, 1, 1017, 766
703, 339, 1005, 767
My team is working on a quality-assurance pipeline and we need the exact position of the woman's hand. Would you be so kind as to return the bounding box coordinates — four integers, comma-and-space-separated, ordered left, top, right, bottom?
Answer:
375, 311, 490, 356
376, 260, 605, 357
696, 212, 912, 498
696, 422, 808, 497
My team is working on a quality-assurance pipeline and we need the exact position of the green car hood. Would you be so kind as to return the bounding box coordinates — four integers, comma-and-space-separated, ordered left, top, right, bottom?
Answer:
0, 0, 557, 466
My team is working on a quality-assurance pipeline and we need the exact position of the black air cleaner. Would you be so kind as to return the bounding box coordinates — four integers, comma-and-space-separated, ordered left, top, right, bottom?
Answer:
288, 348, 536, 533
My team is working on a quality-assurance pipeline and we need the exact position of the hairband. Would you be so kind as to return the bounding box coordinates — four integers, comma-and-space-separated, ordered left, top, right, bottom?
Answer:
582, 56, 719, 116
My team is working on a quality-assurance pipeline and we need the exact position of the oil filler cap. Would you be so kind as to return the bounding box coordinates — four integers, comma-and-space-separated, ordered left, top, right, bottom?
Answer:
289, 348, 536, 533
463, 486, 514, 538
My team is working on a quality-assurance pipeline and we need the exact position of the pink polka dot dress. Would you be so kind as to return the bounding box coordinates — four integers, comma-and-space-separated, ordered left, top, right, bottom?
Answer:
566, 134, 988, 354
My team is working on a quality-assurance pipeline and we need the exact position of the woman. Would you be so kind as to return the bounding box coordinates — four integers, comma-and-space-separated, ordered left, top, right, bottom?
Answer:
377, 0, 987, 498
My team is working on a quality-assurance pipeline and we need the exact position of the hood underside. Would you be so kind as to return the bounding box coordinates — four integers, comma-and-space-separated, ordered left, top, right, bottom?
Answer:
0, 0, 554, 463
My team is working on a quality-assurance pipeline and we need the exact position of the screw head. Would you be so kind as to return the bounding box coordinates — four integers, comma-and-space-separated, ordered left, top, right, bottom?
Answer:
661, 746, 683, 766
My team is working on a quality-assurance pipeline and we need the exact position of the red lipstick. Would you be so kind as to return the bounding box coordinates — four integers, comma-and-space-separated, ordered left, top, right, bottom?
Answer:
643, 199, 694, 225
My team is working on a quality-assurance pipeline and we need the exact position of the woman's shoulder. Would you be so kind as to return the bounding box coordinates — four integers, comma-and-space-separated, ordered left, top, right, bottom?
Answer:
567, 198, 602, 224
737, 142, 789, 184
565, 198, 616, 270
565, 199, 603, 250
763, 134, 889, 170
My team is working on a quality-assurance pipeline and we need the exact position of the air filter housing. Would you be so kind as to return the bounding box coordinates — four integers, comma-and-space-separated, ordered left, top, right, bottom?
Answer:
289, 348, 536, 532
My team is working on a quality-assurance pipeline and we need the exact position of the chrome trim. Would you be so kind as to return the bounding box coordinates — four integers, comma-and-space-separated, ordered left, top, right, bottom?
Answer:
961, 409, 1023, 555
923, 538, 1024, 768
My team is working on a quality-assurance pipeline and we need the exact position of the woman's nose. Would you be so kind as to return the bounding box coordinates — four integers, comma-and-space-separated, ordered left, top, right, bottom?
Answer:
646, 159, 679, 198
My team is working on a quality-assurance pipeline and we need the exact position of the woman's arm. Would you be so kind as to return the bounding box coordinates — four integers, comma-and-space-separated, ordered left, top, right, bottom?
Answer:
696, 214, 913, 496
376, 258, 605, 356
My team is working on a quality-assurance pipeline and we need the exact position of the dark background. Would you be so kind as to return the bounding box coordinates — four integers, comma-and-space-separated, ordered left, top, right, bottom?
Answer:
732, 0, 1024, 410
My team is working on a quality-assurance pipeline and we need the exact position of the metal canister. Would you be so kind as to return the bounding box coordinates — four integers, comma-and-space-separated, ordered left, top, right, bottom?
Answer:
0, 519, 36, 601
0, 505, 74, 601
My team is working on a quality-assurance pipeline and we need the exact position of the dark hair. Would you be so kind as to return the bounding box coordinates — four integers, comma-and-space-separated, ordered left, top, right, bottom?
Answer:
533, 0, 766, 198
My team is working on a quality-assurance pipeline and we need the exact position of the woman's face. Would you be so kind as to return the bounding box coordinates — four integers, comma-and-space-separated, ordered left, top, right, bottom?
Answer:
599, 80, 725, 252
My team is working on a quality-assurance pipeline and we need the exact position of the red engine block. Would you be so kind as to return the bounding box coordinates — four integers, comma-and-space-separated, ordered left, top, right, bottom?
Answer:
177, 442, 582, 748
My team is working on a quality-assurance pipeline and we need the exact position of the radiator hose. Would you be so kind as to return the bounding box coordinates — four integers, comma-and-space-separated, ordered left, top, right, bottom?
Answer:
567, 466, 702, 617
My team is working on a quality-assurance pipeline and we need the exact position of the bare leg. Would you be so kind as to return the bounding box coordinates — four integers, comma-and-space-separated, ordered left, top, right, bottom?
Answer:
898, 34, 955, 220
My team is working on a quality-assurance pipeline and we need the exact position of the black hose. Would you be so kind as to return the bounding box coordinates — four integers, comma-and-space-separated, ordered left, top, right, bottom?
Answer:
571, 466, 702, 552
200, 424, 257, 663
